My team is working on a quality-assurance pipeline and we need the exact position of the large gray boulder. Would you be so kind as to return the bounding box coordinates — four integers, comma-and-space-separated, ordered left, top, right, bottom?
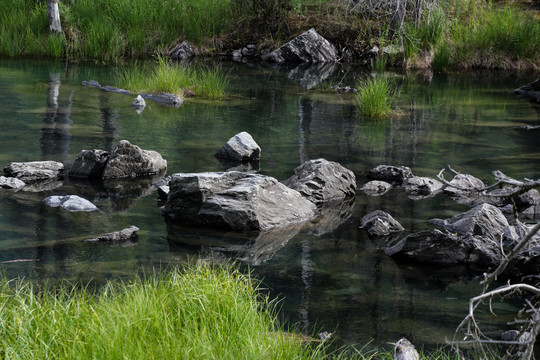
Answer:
366, 165, 413, 184
102, 140, 167, 180
0, 176, 25, 190
215, 132, 261, 163
68, 149, 109, 179
162, 171, 317, 231
4, 161, 64, 182
262, 28, 338, 64
360, 210, 404, 237
282, 158, 356, 205
43, 195, 98, 212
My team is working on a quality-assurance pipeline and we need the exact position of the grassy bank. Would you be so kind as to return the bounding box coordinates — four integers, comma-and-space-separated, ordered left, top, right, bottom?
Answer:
0, 266, 327, 359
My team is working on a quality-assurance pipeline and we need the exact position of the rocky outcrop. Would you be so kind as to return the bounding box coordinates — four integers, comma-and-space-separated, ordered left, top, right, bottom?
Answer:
366, 165, 413, 184
360, 210, 404, 237
84, 226, 139, 243
68, 149, 109, 179
403, 176, 444, 199
102, 140, 167, 180
215, 132, 261, 163
162, 171, 317, 231
43, 195, 98, 212
169, 41, 196, 61
0, 176, 25, 190
262, 28, 338, 64
513, 78, 540, 104
4, 161, 64, 182
361, 180, 392, 196
282, 159, 356, 205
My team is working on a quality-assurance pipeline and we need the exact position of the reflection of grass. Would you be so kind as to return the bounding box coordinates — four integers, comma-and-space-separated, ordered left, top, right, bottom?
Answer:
117, 57, 228, 100
357, 119, 389, 151
356, 77, 395, 119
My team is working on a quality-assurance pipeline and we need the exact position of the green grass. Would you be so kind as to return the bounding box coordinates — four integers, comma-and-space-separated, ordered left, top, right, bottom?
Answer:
0, 265, 327, 360
356, 77, 395, 119
116, 57, 229, 100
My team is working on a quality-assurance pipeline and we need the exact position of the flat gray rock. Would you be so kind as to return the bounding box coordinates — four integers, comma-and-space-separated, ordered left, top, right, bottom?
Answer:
4, 161, 64, 182
0, 176, 25, 190
44, 195, 98, 212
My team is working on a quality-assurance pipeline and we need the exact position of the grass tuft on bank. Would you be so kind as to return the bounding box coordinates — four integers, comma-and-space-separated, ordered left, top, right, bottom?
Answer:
0, 265, 327, 360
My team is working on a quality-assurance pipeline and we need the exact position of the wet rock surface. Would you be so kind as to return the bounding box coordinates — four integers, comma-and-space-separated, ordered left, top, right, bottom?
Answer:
366, 165, 413, 184
0, 176, 25, 190
68, 149, 109, 179
360, 180, 392, 196
84, 225, 139, 243
403, 176, 444, 199
282, 158, 356, 205
360, 210, 404, 237
43, 195, 98, 212
215, 131, 261, 163
162, 171, 317, 231
102, 140, 167, 180
4, 161, 64, 182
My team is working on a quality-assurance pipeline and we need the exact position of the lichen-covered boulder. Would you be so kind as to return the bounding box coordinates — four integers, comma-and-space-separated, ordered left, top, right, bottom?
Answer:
162, 171, 316, 231
4, 161, 64, 182
68, 149, 109, 179
102, 140, 167, 179
282, 158, 356, 205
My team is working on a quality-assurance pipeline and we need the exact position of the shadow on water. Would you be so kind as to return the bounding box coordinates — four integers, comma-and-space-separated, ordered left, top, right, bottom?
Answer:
0, 59, 538, 350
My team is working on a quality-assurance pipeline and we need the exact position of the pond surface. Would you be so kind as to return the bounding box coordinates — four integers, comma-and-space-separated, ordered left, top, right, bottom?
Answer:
0, 59, 538, 350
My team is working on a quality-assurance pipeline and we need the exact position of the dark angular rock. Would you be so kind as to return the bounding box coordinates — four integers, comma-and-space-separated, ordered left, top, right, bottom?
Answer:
4, 161, 64, 182
43, 195, 98, 212
0, 176, 25, 190
68, 149, 109, 179
513, 78, 540, 104
162, 171, 317, 231
522, 204, 540, 220
282, 158, 356, 205
366, 165, 413, 184
216, 132, 261, 163
360, 210, 405, 237
102, 140, 167, 180
403, 176, 443, 198
262, 28, 338, 64
168, 41, 196, 61
361, 180, 392, 196
84, 226, 139, 243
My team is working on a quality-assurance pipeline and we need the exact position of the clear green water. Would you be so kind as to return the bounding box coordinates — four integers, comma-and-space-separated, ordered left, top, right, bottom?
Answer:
0, 59, 538, 350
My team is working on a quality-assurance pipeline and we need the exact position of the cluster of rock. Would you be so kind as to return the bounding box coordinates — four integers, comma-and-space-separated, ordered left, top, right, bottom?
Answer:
359, 164, 540, 274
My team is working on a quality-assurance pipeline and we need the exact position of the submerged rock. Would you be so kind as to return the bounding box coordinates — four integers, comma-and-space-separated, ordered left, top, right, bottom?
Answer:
513, 78, 540, 104
162, 171, 317, 231
43, 195, 98, 212
84, 226, 139, 243
215, 132, 261, 163
360, 210, 404, 237
68, 149, 109, 179
366, 165, 413, 184
0, 176, 25, 190
282, 158, 356, 205
361, 180, 392, 196
4, 161, 64, 182
102, 140, 167, 180
262, 28, 338, 64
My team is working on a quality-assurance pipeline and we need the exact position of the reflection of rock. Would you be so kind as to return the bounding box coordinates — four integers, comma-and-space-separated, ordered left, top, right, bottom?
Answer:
368, 232, 403, 250
83, 225, 139, 244
162, 171, 316, 231
215, 131, 261, 163
403, 176, 444, 199
43, 195, 98, 212
68, 149, 109, 179
366, 165, 413, 185
4, 161, 64, 182
361, 180, 392, 196
262, 28, 338, 64
513, 78, 540, 104
283, 158, 356, 206
284, 62, 338, 90
218, 158, 260, 173
360, 210, 404, 236
20, 179, 63, 192
304, 198, 356, 236
0, 176, 25, 190
166, 222, 302, 265
102, 140, 167, 180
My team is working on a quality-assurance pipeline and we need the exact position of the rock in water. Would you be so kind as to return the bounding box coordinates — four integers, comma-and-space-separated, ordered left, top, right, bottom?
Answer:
215, 132, 261, 163
68, 149, 109, 179
282, 158, 356, 205
0, 176, 25, 190
44, 195, 98, 212
394, 338, 419, 360
262, 28, 338, 64
102, 140, 167, 179
162, 171, 317, 231
84, 226, 139, 243
361, 180, 392, 196
360, 210, 404, 236
366, 165, 413, 184
4, 161, 64, 182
